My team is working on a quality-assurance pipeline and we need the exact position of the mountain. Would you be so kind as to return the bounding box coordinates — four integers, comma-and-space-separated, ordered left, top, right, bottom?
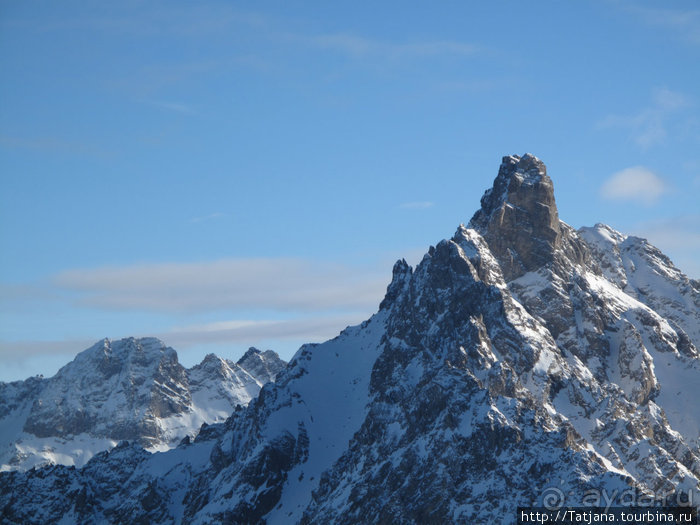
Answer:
1, 154, 698, 524
0, 337, 286, 471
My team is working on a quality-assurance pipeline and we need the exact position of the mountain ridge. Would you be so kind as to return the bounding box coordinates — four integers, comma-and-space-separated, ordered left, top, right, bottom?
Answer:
0, 337, 286, 471
1, 153, 697, 524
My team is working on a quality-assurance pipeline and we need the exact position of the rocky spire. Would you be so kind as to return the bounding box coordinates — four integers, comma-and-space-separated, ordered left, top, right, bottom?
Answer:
469, 153, 561, 280
379, 259, 412, 311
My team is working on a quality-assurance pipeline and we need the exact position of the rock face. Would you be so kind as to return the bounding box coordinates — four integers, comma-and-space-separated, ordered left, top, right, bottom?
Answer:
22, 338, 190, 441
470, 154, 562, 280
1, 154, 698, 524
0, 338, 286, 471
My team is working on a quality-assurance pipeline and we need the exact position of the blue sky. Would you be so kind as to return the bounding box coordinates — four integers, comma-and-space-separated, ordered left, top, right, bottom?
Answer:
1, 1, 699, 381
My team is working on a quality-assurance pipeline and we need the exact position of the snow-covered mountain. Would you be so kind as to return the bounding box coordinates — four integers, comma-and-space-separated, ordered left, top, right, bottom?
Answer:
0, 337, 286, 471
1, 154, 698, 524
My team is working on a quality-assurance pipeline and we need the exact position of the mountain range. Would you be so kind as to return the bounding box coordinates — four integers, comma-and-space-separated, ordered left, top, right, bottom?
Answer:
0, 338, 285, 471
1, 154, 698, 524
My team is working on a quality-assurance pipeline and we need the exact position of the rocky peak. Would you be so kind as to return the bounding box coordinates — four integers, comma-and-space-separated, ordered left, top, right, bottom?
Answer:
236, 347, 266, 372
22, 337, 191, 441
236, 347, 286, 384
72, 337, 179, 378
469, 153, 561, 280
379, 259, 412, 311
200, 352, 224, 365
192, 353, 230, 376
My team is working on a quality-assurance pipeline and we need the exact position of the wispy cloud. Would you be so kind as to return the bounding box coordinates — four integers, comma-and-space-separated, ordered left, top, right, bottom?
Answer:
161, 314, 367, 347
302, 32, 480, 60
4, 5, 268, 39
652, 88, 689, 111
52, 258, 388, 313
112, 55, 272, 99
190, 212, 226, 224
144, 99, 200, 115
600, 166, 670, 205
597, 88, 691, 148
625, 5, 700, 45
631, 214, 700, 279
0, 282, 67, 314
0, 134, 114, 158
0, 338, 98, 361
399, 201, 434, 210
0, 314, 366, 374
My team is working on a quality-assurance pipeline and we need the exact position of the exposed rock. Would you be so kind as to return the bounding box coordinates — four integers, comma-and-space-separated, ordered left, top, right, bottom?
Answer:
470, 154, 561, 280
237, 347, 287, 385
1, 338, 287, 471
22, 338, 191, 442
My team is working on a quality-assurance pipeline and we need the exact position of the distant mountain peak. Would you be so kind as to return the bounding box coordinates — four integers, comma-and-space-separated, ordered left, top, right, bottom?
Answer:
74, 336, 174, 371
196, 352, 229, 368
237, 346, 263, 362
236, 346, 287, 384
0, 338, 287, 471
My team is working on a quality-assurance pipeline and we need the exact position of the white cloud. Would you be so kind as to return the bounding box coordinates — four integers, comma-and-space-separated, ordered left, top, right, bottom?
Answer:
600, 167, 669, 205
597, 88, 691, 148
304, 33, 479, 60
399, 201, 434, 210
52, 258, 388, 313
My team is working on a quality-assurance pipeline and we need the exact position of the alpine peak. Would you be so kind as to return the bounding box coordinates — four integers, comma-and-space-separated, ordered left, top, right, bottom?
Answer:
469, 153, 561, 280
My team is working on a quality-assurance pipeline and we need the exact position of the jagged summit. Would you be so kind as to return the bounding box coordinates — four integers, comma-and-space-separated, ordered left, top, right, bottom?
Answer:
23, 337, 188, 441
67, 337, 178, 378
469, 153, 562, 280
199, 352, 223, 364
236, 347, 287, 384
189, 352, 235, 379
237, 346, 264, 363
379, 259, 412, 310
